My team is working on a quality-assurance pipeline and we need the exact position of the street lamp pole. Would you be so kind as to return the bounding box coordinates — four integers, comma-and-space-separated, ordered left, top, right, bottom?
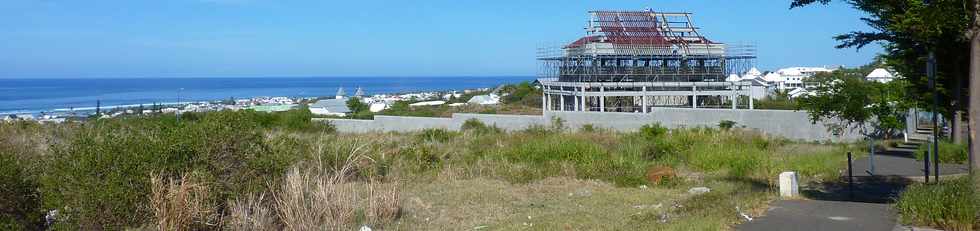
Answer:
177, 88, 183, 122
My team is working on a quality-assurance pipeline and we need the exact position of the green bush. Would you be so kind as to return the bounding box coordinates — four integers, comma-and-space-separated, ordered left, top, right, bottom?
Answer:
500, 81, 542, 107
500, 135, 646, 186
718, 120, 737, 131
580, 124, 597, 133
896, 177, 979, 230
914, 140, 968, 164
638, 123, 668, 139
0, 151, 43, 230
460, 119, 501, 134
40, 111, 300, 229
417, 128, 457, 143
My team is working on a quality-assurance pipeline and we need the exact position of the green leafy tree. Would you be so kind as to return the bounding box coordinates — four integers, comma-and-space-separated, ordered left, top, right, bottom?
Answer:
797, 68, 911, 138
788, 1, 970, 114
346, 98, 369, 114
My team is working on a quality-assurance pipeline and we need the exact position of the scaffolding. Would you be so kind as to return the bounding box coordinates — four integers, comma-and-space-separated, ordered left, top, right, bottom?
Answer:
538, 9, 757, 112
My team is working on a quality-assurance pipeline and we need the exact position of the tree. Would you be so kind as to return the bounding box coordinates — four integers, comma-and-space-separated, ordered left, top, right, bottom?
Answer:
790, 0, 979, 171
797, 68, 911, 138
346, 98, 369, 114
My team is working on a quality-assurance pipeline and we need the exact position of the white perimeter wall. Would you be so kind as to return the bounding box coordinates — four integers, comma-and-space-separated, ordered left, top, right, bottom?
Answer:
315, 109, 865, 141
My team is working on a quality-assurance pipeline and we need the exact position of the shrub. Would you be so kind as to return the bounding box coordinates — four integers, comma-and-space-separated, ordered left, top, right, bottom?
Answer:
718, 120, 737, 131
914, 140, 968, 164
896, 177, 979, 230
417, 129, 457, 143
460, 119, 501, 134
550, 116, 566, 132
638, 123, 668, 139
40, 112, 297, 229
0, 151, 42, 230
501, 135, 646, 186
580, 124, 597, 133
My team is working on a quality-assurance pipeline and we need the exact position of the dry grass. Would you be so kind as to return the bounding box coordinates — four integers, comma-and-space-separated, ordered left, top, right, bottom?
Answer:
366, 181, 402, 226
149, 173, 216, 231
273, 138, 403, 230
273, 168, 358, 231
390, 177, 689, 230
225, 194, 277, 231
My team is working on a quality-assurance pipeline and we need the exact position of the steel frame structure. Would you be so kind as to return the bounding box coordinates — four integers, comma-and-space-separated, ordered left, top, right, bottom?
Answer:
538, 10, 757, 112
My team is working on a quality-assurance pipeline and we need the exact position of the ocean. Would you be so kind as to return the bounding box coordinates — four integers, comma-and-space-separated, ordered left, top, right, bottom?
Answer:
0, 76, 536, 115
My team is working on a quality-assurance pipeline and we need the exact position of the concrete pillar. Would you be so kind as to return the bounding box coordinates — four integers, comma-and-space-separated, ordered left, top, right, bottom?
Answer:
599, 87, 605, 112
582, 86, 587, 112
779, 172, 799, 198
731, 83, 737, 110
559, 94, 565, 111
642, 86, 648, 113
749, 94, 754, 110
542, 91, 548, 112
691, 84, 698, 109
574, 95, 580, 111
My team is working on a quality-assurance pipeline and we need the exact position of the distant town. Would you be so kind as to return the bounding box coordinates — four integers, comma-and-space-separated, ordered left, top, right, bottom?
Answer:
1, 64, 898, 124
0, 86, 501, 123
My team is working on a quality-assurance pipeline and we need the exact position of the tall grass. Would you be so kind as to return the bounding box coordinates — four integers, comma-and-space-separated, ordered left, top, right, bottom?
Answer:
149, 172, 216, 231
225, 194, 277, 231
896, 177, 979, 230
274, 168, 359, 231
914, 139, 968, 164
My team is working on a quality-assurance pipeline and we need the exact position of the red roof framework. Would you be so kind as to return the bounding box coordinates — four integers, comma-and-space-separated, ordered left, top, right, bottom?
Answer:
565, 10, 714, 49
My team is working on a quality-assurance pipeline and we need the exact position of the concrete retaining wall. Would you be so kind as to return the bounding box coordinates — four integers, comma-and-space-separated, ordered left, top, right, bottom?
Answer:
315, 109, 863, 141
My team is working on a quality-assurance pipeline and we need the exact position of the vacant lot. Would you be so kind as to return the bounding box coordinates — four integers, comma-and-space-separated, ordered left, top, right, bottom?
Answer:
0, 110, 861, 230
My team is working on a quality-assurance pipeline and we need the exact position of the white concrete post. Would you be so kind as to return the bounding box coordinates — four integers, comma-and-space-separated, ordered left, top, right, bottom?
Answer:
749, 94, 754, 110
582, 86, 587, 111
542, 91, 548, 112
599, 87, 605, 112
779, 172, 799, 198
574, 95, 580, 111
691, 84, 698, 109
731, 83, 737, 110
559, 94, 565, 111
642, 86, 648, 113
545, 93, 551, 111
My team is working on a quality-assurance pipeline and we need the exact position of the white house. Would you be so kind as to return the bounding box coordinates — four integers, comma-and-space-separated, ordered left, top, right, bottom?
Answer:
309, 99, 351, 116
866, 68, 895, 83
409, 101, 446, 107
467, 94, 500, 105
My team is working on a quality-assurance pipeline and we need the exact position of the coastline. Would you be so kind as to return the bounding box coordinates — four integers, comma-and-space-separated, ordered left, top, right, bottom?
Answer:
0, 76, 535, 116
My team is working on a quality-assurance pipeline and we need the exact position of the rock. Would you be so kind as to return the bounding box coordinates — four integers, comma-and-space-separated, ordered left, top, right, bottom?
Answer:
45, 210, 58, 226
360, 225, 372, 231
646, 166, 676, 184
639, 185, 648, 189
779, 171, 799, 198
688, 187, 711, 195
736, 206, 753, 221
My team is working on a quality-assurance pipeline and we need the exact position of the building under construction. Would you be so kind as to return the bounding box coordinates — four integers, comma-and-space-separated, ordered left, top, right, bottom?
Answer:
538, 10, 757, 112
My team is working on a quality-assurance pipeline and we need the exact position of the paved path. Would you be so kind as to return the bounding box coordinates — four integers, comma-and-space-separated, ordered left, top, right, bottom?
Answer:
738, 140, 967, 231
738, 200, 896, 231
851, 144, 969, 178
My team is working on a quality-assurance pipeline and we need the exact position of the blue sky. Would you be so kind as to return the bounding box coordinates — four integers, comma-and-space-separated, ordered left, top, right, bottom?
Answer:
1, 0, 882, 78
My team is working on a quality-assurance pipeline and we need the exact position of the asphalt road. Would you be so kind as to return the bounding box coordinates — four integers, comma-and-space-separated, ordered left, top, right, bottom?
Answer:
737, 200, 896, 231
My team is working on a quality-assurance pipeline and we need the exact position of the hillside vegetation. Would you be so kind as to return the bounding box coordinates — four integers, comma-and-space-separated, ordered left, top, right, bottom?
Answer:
0, 110, 861, 230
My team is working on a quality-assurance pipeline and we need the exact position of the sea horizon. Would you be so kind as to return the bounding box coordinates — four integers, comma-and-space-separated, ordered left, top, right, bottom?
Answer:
0, 76, 536, 115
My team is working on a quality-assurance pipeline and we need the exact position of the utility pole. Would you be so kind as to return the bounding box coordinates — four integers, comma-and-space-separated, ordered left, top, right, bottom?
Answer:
929, 52, 940, 181
176, 88, 183, 122
969, 0, 980, 173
